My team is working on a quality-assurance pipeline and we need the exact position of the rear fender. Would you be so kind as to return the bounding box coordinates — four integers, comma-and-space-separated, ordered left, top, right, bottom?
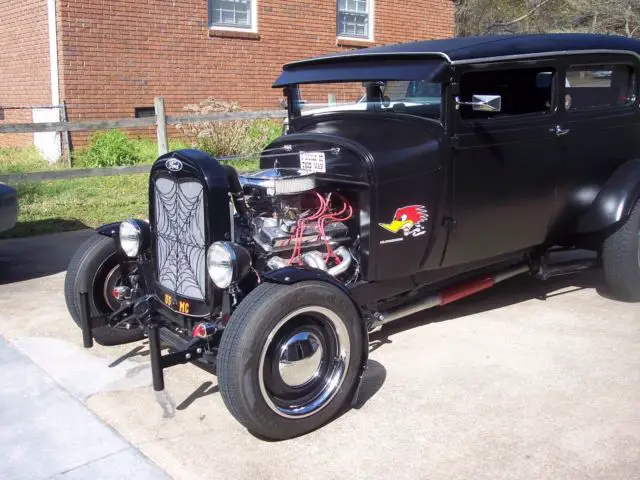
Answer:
577, 159, 640, 234
263, 266, 369, 405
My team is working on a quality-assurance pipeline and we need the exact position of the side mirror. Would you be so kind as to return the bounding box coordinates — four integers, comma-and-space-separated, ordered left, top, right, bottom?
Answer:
455, 95, 502, 112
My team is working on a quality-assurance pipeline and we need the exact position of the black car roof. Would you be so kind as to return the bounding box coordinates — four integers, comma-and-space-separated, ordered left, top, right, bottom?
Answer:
283, 34, 640, 70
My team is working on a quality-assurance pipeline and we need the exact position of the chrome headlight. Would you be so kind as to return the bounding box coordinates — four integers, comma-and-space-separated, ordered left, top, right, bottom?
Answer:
119, 220, 145, 258
206, 241, 251, 289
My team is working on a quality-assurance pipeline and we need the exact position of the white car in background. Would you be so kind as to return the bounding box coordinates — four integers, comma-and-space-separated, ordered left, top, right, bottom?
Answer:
0, 182, 17, 232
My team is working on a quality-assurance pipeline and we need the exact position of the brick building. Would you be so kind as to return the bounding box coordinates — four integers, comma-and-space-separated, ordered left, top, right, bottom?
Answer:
0, 0, 454, 159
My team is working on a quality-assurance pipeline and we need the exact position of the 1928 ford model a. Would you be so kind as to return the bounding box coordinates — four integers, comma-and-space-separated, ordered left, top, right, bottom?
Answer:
66, 34, 640, 440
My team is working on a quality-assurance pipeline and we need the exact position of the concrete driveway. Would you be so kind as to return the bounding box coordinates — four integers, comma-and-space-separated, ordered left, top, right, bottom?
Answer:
0, 231, 639, 479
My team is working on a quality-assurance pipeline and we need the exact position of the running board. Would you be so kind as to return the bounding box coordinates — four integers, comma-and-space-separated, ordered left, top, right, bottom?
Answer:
535, 250, 599, 280
371, 264, 530, 329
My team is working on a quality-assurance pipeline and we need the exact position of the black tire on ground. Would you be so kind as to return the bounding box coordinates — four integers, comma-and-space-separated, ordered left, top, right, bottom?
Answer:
602, 198, 640, 301
64, 233, 144, 346
217, 281, 365, 440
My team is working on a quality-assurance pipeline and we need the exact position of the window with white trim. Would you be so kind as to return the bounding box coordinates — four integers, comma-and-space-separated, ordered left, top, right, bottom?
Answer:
209, 0, 255, 30
337, 0, 372, 39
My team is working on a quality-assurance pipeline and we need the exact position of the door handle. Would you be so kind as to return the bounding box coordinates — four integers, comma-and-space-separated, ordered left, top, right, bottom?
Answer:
550, 125, 571, 136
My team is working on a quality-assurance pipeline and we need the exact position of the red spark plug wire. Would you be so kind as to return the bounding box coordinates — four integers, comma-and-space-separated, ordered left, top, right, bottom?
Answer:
317, 193, 353, 264
288, 192, 327, 265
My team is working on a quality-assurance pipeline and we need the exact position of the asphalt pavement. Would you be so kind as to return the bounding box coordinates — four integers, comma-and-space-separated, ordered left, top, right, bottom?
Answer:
0, 231, 639, 480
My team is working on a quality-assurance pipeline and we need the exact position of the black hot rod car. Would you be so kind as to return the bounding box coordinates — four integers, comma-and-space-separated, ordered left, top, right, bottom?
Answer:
66, 34, 640, 440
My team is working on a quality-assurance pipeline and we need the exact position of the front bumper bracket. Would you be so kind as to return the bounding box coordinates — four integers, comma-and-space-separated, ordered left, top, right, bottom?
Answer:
79, 292, 207, 392
148, 321, 206, 391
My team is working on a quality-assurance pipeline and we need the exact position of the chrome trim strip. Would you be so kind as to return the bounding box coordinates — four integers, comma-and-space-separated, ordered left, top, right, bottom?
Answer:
450, 49, 640, 65
284, 51, 452, 68
284, 48, 640, 70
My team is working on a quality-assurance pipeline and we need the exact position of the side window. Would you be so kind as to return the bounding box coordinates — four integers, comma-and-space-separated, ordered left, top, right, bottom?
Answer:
565, 65, 637, 112
459, 67, 555, 120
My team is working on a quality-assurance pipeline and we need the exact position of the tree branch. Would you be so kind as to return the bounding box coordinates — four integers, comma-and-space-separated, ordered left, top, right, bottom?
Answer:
486, 0, 555, 32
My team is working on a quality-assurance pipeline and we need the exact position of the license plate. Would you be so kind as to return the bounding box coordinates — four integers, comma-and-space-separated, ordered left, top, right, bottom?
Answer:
300, 151, 326, 173
164, 293, 191, 314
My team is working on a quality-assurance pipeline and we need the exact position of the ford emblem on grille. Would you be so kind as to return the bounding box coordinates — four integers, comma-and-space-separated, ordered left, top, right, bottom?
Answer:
165, 158, 183, 172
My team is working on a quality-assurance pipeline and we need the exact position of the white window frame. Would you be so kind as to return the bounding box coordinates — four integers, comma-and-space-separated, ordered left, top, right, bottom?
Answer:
208, 0, 258, 33
337, 0, 374, 42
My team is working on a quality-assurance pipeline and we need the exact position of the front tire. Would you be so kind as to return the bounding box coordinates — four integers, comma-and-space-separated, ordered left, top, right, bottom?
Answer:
64, 233, 144, 346
602, 198, 640, 301
217, 281, 364, 440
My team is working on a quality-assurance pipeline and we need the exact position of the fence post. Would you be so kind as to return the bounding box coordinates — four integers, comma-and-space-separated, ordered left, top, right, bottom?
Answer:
155, 96, 168, 156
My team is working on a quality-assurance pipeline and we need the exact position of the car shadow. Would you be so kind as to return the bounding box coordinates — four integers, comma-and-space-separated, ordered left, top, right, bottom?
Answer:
370, 268, 612, 344
107, 344, 149, 368
0, 218, 90, 240
176, 381, 220, 411
0, 227, 94, 284
351, 359, 387, 409
109, 341, 223, 412
108, 267, 628, 440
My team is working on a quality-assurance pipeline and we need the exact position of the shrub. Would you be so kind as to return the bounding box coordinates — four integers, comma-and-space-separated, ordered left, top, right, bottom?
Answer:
78, 130, 142, 168
176, 98, 283, 158
134, 137, 190, 163
74, 131, 190, 168
246, 119, 283, 152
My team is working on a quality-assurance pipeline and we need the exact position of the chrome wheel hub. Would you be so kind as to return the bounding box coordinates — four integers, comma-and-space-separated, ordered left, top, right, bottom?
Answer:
278, 331, 324, 387
259, 306, 350, 419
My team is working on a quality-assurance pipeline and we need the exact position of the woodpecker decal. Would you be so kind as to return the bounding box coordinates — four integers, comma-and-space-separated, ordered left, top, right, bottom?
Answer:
379, 205, 429, 239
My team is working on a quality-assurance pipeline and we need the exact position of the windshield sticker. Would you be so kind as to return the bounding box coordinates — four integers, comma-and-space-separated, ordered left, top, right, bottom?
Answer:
299, 152, 326, 173
379, 205, 428, 240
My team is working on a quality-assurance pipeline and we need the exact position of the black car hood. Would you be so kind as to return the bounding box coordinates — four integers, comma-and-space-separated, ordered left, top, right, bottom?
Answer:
281, 113, 444, 182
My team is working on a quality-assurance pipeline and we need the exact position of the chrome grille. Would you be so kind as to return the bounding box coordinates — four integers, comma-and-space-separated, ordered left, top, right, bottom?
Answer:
154, 177, 206, 301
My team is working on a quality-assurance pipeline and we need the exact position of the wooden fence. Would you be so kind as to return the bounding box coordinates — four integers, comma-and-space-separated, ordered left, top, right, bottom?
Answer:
0, 165, 152, 184
0, 96, 287, 182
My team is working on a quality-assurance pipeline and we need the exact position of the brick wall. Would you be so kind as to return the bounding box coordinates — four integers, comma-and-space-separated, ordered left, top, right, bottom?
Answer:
0, 0, 52, 147
57, 0, 454, 144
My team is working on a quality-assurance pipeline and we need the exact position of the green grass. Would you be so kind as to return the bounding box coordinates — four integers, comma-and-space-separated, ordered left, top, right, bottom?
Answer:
0, 120, 279, 174
72, 134, 191, 168
218, 157, 259, 172
0, 124, 276, 238
0, 138, 190, 175
0, 146, 65, 174
0, 161, 258, 239
0, 175, 149, 239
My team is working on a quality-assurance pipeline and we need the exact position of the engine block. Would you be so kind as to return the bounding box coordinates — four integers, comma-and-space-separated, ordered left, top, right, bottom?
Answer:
253, 217, 349, 253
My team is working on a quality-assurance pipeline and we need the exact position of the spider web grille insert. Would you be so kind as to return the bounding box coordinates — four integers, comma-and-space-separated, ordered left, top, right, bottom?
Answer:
154, 177, 206, 301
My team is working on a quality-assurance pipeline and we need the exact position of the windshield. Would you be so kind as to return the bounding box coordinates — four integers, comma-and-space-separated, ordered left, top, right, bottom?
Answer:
291, 80, 442, 121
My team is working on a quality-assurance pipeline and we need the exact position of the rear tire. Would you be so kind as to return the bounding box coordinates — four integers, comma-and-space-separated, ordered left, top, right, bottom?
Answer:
64, 233, 144, 346
602, 198, 640, 301
217, 281, 364, 440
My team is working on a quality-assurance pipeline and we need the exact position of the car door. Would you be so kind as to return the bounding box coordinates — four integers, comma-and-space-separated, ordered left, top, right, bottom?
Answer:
442, 61, 565, 268
552, 54, 640, 235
